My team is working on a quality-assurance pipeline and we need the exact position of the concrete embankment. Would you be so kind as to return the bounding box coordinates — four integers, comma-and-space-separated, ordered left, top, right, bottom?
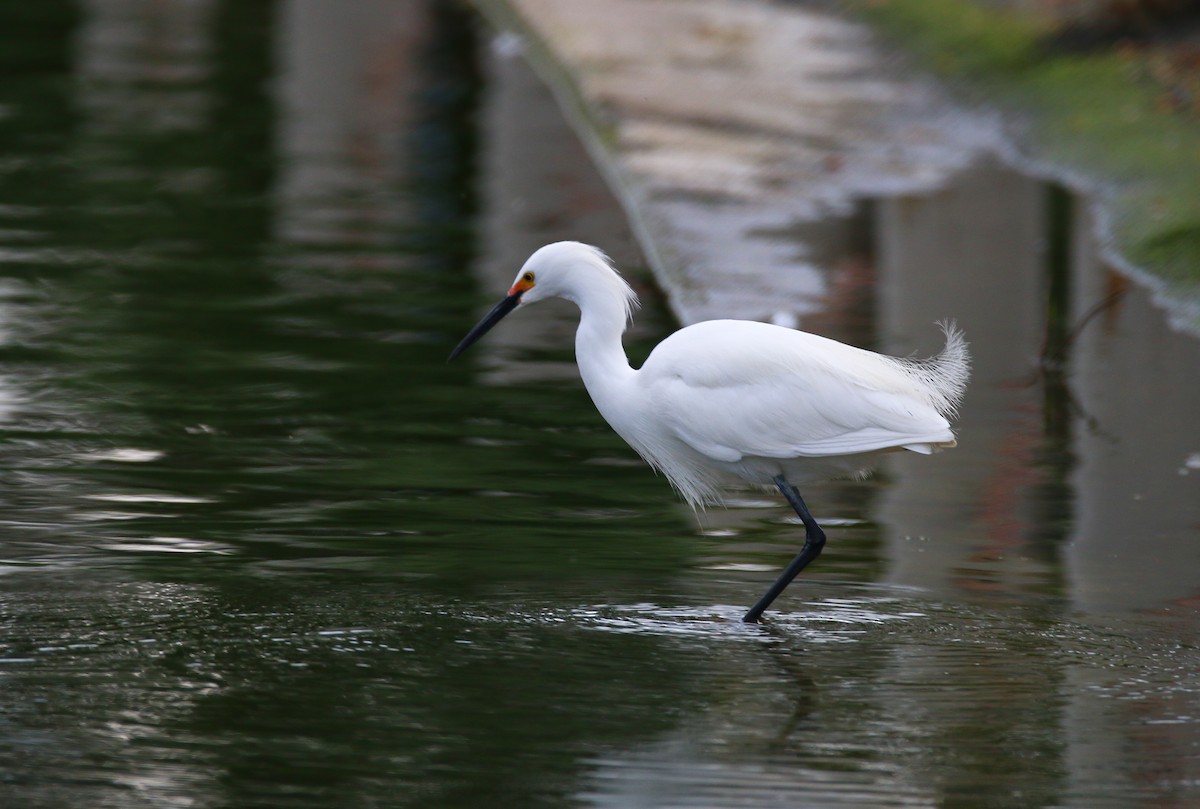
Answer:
474, 0, 1200, 333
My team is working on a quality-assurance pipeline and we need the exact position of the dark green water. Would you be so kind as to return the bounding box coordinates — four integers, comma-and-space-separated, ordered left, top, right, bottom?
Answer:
3, 2, 1200, 808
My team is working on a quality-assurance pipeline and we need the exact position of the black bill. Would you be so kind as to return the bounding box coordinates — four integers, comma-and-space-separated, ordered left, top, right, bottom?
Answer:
448, 292, 523, 360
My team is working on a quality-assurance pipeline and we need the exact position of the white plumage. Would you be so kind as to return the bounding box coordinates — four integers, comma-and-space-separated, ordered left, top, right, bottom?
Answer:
451, 241, 970, 622
627, 318, 967, 507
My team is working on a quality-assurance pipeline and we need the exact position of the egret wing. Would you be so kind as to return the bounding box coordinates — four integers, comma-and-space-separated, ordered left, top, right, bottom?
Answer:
639, 321, 954, 462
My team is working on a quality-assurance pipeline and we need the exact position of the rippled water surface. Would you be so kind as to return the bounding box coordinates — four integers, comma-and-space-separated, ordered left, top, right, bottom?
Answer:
3, 2, 1200, 808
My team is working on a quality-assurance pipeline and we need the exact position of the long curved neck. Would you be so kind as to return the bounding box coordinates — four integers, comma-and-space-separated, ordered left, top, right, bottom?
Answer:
573, 285, 635, 409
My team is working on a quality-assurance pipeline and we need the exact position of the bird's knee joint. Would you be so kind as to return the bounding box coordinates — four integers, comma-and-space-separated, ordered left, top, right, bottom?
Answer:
807, 526, 827, 550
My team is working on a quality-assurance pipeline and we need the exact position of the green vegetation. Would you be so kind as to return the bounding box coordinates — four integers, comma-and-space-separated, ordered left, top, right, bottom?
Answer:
848, 0, 1044, 77
849, 0, 1200, 311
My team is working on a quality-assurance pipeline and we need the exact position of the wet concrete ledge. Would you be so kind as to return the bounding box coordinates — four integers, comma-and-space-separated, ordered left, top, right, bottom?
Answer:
472, 0, 1200, 335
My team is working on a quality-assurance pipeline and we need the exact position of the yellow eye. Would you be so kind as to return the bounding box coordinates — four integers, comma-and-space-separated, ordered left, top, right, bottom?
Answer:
522, 272, 535, 283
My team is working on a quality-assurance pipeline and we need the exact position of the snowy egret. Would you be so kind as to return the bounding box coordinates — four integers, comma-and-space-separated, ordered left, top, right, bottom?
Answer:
450, 242, 969, 622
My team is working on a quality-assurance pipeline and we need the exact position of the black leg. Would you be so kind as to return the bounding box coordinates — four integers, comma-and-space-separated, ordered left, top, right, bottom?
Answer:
742, 474, 827, 623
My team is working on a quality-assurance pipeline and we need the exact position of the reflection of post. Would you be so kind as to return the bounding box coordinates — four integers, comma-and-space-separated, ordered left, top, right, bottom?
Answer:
469, 35, 644, 385
1066, 206, 1200, 614
1064, 188, 1200, 803
74, 0, 216, 133
273, 0, 428, 247
872, 161, 1070, 806
874, 161, 1052, 594
0, 288, 19, 422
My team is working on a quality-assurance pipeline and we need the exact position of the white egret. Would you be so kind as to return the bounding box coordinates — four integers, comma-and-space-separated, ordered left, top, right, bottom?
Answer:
450, 242, 969, 622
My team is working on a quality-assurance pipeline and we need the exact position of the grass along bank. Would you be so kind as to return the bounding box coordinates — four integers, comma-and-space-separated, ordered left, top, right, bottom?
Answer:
850, 0, 1200, 327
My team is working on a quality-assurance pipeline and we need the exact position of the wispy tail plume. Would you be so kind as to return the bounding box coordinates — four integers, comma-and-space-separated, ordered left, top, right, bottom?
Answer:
902, 320, 971, 419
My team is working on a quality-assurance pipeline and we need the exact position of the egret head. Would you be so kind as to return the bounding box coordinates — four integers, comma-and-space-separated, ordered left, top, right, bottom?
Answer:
448, 242, 635, 360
